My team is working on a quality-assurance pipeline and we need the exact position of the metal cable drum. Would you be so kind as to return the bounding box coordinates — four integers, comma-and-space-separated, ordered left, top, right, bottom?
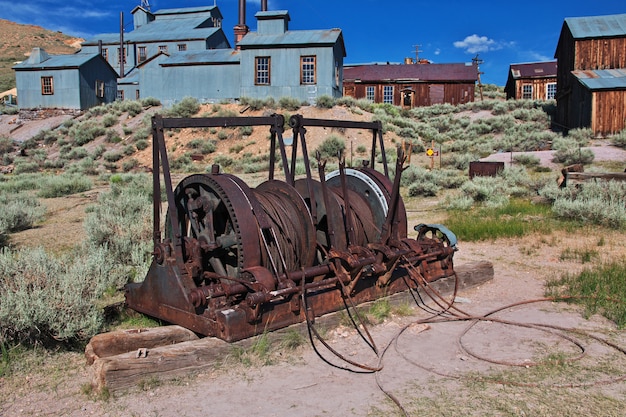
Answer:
325, 168, 407, 241
168, 174, 316, 284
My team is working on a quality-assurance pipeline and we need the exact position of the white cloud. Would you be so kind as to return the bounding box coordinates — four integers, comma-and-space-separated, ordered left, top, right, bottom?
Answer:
453, 34, 501, 54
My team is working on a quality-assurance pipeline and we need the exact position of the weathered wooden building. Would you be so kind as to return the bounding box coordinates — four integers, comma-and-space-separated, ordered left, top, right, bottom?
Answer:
13, 48, 118, 109
504, 61, 557, 100
14, 3, 345, 109
237, 10, 346, 101
342, 62, 478, 108
554, 13, 626, 136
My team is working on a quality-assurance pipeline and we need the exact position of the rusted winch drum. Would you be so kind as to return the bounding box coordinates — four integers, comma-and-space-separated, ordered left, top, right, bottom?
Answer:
169, 166, 404, 287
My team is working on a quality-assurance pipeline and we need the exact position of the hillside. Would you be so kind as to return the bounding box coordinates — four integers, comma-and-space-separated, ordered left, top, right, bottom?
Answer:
0, 19, 83, 92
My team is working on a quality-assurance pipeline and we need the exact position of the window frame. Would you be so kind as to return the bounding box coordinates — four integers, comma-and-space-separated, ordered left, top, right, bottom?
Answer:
158, 45, 168, 54
546, 82, 556, 100
95, 80, 105, 98
177, 43, 187, 52
300, 55, 316, 85
116, 90, 124, 101
522, 84, 533, 100
41, 76, 54, 95
366, 86, 375, 101
117, 47, 127, 65
101, 48, 108, 61
383, 85, 394, 104
138, 46, 147, 63
255, 56, 271, 85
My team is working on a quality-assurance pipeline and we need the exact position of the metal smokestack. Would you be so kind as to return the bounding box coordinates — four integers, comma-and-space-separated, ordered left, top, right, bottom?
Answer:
261, 0, 268, 11
234, 0, 249, 49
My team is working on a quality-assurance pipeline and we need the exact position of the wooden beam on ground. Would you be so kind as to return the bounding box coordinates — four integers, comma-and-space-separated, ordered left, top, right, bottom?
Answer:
564, 172, 626, 186
88, 261, 493, 393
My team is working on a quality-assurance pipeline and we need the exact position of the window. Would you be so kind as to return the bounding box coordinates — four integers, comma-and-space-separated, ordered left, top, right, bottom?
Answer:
101, 48, 108, 61
138, 46, 147, 62
522, 84, 533, 99
178, 44, 187, 51
135, 90, 140, 100
95, 80, 105, 98
41, 76, 54, 95
255, 56, 270, 85
117, 47, 127, 64
383, 85, 393, 104
301, 56, 316, 84
116, 90, 124, 101
366, 86, 375, 101
546, 83, 556, 100
158, 45, 168, 53
335, 61, 340, 87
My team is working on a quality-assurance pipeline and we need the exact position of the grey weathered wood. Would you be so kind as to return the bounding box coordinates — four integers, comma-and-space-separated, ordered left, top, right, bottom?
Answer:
85, 325, 199, 365
88, 261, 493, 392
565, 172, 626, 186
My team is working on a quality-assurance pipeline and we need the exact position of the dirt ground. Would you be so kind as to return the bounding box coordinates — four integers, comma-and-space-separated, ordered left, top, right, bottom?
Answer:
1, 111, 626, 415
1, 189, 626, 416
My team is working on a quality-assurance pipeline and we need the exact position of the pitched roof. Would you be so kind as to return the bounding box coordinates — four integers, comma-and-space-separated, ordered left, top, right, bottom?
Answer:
160, 49, 240, 66
14, 51, 102, 70
344, 63, 478, 82
509, 61, 557, 79
237, 28, 344, 51
573, 68, 626, 90
83, 6, 223, 45
564, 13, 626, 39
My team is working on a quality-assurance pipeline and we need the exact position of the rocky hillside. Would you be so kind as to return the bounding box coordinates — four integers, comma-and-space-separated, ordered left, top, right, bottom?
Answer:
0, 19, 83, 92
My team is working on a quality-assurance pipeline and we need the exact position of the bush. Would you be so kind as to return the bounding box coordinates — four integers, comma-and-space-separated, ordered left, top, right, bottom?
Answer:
103, 151, 123, 163
70, 121, 106, 146
315, 135, 345, 159
187, 139, 216, 154
316, 95, 335, 109
611, 129, 626, 148
0, 247, 113, 343
102, 114, 118, 128
0, 136, 14, 154
0, 194, 45, 232
279, 96, 301, 111
167, 97, 200, 118
135, 139, 149, 150
13, 161, 40, 174
37, 174, 92, 198
140, 97, 161, 107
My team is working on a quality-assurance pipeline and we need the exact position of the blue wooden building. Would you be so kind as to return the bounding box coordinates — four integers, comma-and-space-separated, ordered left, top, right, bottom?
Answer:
237, 10, 346, 102
13, 4, 346, 109
13, 48, 118, 109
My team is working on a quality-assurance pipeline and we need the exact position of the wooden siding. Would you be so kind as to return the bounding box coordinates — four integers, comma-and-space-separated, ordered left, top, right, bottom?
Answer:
591, 89, 626, 135
343, 82, 474, 107
510, 77, 557, 100
574, 38, 626, 70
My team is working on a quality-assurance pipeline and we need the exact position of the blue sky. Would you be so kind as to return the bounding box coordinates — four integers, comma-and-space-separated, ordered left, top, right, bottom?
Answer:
1, 0, 624, 85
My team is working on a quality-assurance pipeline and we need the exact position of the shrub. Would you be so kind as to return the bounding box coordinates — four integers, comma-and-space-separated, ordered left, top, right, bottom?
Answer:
102, 114, 118, 128
37, 174, 92, 198
135, 139, 149, 150
122, 158, 139, 172
0, 194, 45, 232
70, 121, 106, 146
315, 135, 345, 159
66, 147, 89, 160
0, 137, 14, 154
513, 153, 540, 167
279, 96, 301, 111
65, 157, 99, 176
187, 139, 216, 154
167, 97, 200, 118
103, 151, 123, 163
140, 97, 161, 107
610, 129, 626, 148
0, 247, 112, 343
316, 95, 335, 109
13, 161, 40, 174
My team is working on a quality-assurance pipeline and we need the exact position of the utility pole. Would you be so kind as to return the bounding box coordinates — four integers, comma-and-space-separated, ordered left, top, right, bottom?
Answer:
473, 54, 484, 101
412, 44, 422, 63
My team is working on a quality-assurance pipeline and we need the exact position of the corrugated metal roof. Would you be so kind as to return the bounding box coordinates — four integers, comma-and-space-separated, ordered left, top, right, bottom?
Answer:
565, 13, 626, 39
573, 68, 626, 90
344, 63, 478, 82
237, 29, 342, 48
84, 15, 220, 45
256, 10, 290, 19
161, 49, 240, 65
13, 52, 99, 70
154, 6, 217, 16
509, 61, 557, 79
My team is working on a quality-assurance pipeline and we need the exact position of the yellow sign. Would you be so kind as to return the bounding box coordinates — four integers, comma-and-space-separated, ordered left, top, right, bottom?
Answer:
426, 148, 438, 157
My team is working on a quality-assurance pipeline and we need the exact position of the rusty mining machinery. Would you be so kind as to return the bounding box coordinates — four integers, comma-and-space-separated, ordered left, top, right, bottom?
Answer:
125, 113, 457, 342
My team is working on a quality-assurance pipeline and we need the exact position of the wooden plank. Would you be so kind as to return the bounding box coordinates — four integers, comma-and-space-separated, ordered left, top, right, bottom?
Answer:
566, 172, 626, 186
89, 261, 493, 393
85, 325, 199, 365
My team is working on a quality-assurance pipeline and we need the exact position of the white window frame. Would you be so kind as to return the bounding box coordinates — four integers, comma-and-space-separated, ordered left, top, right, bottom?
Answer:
366, 86, 375, 101
522, 84, 533, 99
383, 85, 394, 104
546, 83, 556, 100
